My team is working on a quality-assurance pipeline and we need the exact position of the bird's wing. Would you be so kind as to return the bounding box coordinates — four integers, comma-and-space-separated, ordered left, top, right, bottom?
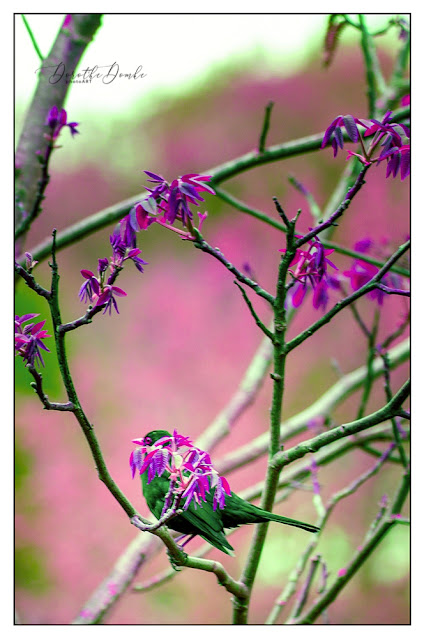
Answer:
142, 473, 234, 554
180, 498, 235, 555
141, 473, 171, 520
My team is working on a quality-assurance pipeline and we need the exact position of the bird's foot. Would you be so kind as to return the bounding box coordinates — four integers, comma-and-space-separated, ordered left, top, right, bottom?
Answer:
175, 533, 196, 549
166, 547, 188, 571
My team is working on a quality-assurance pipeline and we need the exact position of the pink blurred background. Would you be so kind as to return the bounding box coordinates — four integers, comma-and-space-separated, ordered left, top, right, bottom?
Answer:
15, 27, 410, 624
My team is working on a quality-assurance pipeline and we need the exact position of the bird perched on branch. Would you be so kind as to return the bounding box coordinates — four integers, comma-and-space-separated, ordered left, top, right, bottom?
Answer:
130, 429, 319, 556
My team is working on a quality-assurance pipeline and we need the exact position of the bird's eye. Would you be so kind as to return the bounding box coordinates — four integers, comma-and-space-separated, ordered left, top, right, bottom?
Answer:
144, 436, 151, 445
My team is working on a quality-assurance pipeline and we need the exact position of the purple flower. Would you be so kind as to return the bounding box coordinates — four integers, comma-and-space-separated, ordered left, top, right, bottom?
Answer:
281, 236, 339, 311
136, 447, 171, 483
321, 115, 360, 157
78, 269, 127, 314
181, 470, 211, 510
15, 314, 51, 367
46, 105, 79, 141
344, 238, 403, 305
359, 110, 409, 148
312, 279, 330, 310
379, 144, 410, 181
344, 260, 389, 305
78, 270, 99, 304
354, 237, 373, 253
24, 252, 38, 272
125, 248, 148, 273
112, 171, 215, 248
129, 447, 145, 479
212, 475, 231, 511
143, 171, 215, 228
357, 111, 410, 180
173, 429, 194, 448
95, 284, 127, 315
111, 217, 138, 252
323, 110, 410, 181
129, 202, 157, 232
130, 429, 231, 511
144, 170, 168, 187
110, 225, 148, 273
79, 229, 147, 312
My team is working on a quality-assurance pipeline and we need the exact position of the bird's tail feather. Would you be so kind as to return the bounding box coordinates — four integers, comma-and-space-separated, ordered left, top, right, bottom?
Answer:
264, 512, 319, 533
200, 533, 235, 555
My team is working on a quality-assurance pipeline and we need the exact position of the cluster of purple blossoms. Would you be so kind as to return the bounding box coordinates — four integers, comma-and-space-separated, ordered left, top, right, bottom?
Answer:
109, 226, 148, 273
15, 314, 51, 367
321, 114, 360, 157
45, 105, 79, 142
81, 171, 214, 312
343, 238, 403, 305
79, 265, 127, 315
117, 171, 215, 241
130, 429, 231, 511
143, 171, 215, 227
321, 110, 410, 181
281, 236, 339, 311
79, 223, 148, 314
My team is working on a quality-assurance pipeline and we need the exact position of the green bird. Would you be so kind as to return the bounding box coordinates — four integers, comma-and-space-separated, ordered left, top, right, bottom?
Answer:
138, 430, 319, 555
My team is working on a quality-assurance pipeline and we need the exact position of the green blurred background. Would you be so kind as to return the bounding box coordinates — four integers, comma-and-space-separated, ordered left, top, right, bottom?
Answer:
15, 14, 409, 624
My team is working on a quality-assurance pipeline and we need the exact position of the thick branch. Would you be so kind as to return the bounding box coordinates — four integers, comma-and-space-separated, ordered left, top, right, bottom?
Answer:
18, 104, 410, 268
217, 337, 409, 475
15, 14, 103, 254
271, 380, 410, 473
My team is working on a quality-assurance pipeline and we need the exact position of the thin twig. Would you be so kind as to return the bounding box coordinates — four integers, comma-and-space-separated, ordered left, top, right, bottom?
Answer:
292, 470, 410, 624
212, 185, 409, 277
295, 165, 370, 250
21, 14, 44, 61
27, 365, 74, 411
374, 283, 410, 297
234, 281, 274, 340
288, 555, 321, 620
14, 261, 51, 299
131, 509, 182, 533
193, 231, 275, 306
266, 442, 396, 624
358, 14, 387, 118
287, 174, 322, 222
272, 196, 291, 228
258, 101, 274, 154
